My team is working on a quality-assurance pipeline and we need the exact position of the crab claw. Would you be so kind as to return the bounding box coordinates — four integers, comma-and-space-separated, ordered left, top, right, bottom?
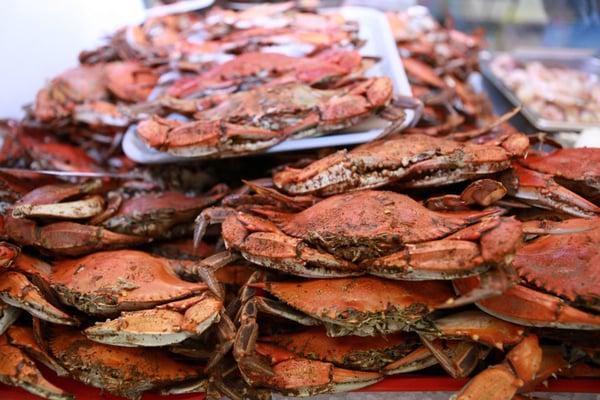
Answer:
85, 294, 223, 347
503, 164, 600, 218
0, 334, 73, 400
0, 271, 77, 325
455, 278, 600, 330
455, 335, 542, 400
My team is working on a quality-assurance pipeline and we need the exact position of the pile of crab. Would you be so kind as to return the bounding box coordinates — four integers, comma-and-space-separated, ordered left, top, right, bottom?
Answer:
0, 2, 599, 400
1, 120, 599, 400
23, 1, 420, 165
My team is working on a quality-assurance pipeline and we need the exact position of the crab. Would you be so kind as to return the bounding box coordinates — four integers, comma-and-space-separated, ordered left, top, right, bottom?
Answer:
236, 339, 383, 397
455, 218, 600, 330
44, 326, 205, 400
260, 328, 421, 372
258, 310, 524, 378
519, 147, 600, 204
0, 246, 226, 347
138, 77, 418, 158
272, 132, 528, 196
5, 180, 227, 256
195, 190, 522, 293
501, 162, 600, 218
32, 61, 159, 125
166, 49, 369, 99
236, 275, 456, 338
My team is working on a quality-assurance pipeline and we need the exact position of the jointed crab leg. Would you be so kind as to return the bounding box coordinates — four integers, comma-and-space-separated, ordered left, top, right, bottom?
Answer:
0, 334, 73, 400
12, 195, 105, 219
503, 164, 600, 218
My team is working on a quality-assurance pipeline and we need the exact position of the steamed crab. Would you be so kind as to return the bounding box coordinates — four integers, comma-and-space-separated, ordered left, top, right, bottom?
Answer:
166, 49, 370, 99
455, 218, 600, 330
35, 323, 205, 400
33, 61, 159, 125
272, 132, 528, 196
0, 247, 225, 347
138, 77, 419, 157
259, 310, 525, 378
5, 180, 227, 256
195, 190, 522, 289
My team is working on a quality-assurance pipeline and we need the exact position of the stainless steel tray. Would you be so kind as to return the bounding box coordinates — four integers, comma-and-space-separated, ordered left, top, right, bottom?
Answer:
480, 48, 600, 132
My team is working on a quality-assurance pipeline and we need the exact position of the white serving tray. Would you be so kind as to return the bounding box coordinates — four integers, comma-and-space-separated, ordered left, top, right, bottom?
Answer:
123, 6, 415, 164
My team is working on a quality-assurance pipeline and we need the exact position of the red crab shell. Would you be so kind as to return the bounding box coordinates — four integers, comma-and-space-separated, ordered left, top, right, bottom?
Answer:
514, 218, 600, 311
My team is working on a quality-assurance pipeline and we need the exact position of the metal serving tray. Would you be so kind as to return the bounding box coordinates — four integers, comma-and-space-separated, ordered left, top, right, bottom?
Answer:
122, 6, 415, 164
480, 48, 600, 132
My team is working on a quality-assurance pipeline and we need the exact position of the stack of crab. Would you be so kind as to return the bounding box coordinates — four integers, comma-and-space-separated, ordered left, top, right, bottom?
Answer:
20, 1, 419, 166
0, 2, 599, 400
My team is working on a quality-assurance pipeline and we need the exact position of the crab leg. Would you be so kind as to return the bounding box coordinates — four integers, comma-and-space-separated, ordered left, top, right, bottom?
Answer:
12, 195, 105, 219
12, 180, 102, 206
0, 271, 77, 325
0, 303, 21, 335
455, 335, 542, 400
7, 325, 69, 376
419, 337, 486, 378
462, 282, 600, 330
383, 345, 439, 375
84, 293, 222, 347
0, 335, 72, 400
504, 164, 600, 218
366, 217, 521, 281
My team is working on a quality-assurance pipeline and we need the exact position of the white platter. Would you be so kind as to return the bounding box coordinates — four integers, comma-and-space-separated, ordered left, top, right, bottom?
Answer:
123, 6, 414, 164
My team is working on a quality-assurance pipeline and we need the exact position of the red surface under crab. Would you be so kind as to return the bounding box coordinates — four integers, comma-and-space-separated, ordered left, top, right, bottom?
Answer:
0, 367, 597, 399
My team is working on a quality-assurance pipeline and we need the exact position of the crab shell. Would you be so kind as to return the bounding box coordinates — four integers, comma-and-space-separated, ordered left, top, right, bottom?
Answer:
261, 327, 419, 371
455, 220, 600, 330
48, 328, 204, 400
273, 133, 528, 196
101, 186, 227, 237
262, 277, 455, 336
252, 190, 502, 263
137, 78, 393, 157
514, 218, 600, 312
34, 64, 108, 122
14, 250, 209, 315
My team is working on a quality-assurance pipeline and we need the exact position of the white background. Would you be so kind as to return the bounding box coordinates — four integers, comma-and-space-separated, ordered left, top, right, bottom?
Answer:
0, 0, 145, 118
